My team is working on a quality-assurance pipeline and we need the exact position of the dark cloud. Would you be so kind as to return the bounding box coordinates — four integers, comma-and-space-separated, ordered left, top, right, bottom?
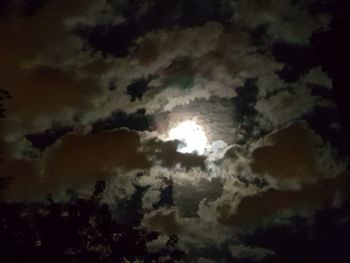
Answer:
91, 109, 153, 133
0, 0, 48, 18
77, 0, 232, 57
233, 78, 259, 141
305, 106, 350, 157
77, 22, 141, 57
126, 78, 152, 101
174, 178, 223, 217
242, 200, 350, 263
272, 42, 318, 82
5, 66, 98, 116
251, 123, 322, 183
229, 244, 275, 262
234, 0, 330, 44
1, 128, 207, 200
310, 1, 350, 136
143, 208, 182, 236
25, 126, 73, 151
307, 0, 337, 15
25, 109, 153, 151
153, 177, 174, 210
217, 173, 350, 226
144, 139, 206, 170
111, 184, 147, 225
2, 129, 150, 200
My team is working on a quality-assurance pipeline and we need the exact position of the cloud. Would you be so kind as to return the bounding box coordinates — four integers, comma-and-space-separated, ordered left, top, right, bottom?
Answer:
201, 123, 344, 228
142, 188, 162, 210
154, 97, 237, 145
1, 129, 149, 200
143, 139, 206, 170
142, 204, 233, 251
173, 177, 223, 217
234, 0, 330, 44
98, 20, 282, 116
0, 128, 208, 201
300, 66, 332, 88
250, 122, 344, 186
255, 87, 323, 130
5, 66, 100, 116
217, 172, 350, 226
229, 244, 275, 262
142, 208, 182, 236
194, 258, 217, 263
0, 0, 329, 143
133, 22, 224, 68
0, 1, 348, 261
0, 0, 114, 151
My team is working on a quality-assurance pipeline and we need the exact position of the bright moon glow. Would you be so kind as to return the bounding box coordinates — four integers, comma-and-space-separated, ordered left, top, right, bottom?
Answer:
168, 120, 208, 154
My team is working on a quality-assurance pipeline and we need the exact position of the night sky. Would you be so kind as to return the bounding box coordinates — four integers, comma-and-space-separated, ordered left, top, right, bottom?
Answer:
0, 0, 350, 262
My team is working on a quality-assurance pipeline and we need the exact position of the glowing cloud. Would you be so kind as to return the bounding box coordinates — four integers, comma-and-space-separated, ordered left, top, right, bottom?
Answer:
167, 120, 208, 155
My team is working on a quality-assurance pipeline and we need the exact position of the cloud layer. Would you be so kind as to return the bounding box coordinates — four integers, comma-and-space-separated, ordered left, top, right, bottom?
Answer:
0, 0, 348, 261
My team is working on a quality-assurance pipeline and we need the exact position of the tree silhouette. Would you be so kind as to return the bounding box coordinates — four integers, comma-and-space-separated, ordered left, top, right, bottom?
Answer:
0, 181, 185, 262
0, 88, 11, 118
0, 89, 12, 199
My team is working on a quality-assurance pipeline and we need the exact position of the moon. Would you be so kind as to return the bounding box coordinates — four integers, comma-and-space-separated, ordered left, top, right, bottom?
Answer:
167, 120, 208, 155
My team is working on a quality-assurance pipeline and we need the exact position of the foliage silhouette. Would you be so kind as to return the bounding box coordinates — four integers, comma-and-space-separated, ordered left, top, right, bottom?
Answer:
0, 181, 185, 263
0, 89, 11, 118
